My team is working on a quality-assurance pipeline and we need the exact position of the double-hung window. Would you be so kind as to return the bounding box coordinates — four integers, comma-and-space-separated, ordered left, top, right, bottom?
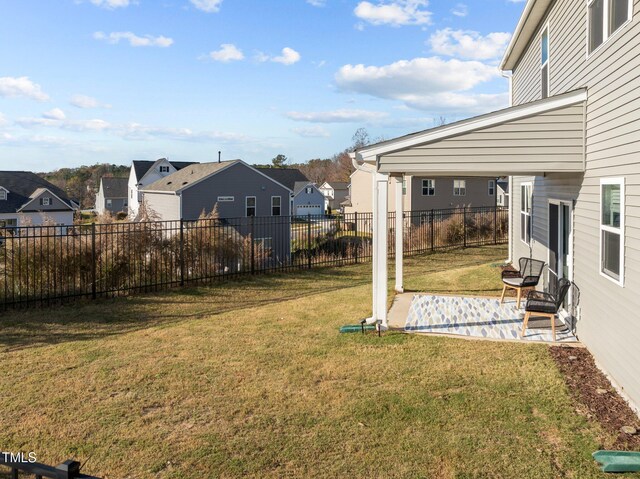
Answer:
488, 180, 496, 196
40, 197, 52, 206
541, 26, 549, 98
271, 196, 281, 216
521, 183, 533, 244
600, 178, 624, 285
246, 196, 256, 217
453, 179, 466, 196
422, 179, 435, 196
0, 190, 6, 200
159, 166, 170, 173
589, 0, 632, 54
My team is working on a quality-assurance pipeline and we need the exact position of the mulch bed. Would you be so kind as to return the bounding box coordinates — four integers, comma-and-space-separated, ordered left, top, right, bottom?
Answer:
550, 345, 640, 450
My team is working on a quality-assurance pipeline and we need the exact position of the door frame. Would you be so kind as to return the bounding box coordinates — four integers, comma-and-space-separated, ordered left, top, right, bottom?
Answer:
547, 199, 574, 313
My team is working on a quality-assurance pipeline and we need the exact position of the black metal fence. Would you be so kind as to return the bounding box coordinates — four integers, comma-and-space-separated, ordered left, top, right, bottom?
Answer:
0, 457, 100, 479
0, 207, 508, 309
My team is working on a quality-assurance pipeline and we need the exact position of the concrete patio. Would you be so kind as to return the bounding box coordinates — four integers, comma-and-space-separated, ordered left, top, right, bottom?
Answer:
388, 293, 578, 343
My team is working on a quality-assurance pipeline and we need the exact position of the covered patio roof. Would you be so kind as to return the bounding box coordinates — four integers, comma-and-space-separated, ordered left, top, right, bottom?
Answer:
356, 89, 587, 176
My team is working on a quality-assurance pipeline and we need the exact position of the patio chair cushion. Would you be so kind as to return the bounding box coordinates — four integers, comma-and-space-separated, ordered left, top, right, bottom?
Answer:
502, 277, 524, 287
525, 298, 558, 314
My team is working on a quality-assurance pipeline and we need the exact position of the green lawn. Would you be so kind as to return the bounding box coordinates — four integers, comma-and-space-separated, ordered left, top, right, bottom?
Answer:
0, 245, 623, 478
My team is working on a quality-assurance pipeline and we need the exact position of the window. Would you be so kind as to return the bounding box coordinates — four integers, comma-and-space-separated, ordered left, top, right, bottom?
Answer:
422, 179, 435, 196
106, 199, 112, 208
520, 183, 533, 244
40, 197, 51, 206
488, 180, 496, 196
402, 179, 407, 196
453, 179, 466, 196
271, 196, 281, 216
306, 186, 313, 194
600, 178, 624, 284
246, 196, 256, 217
0, 190, 6, 200
589, 0, 631, 54
159, 166, 170, 173
541, 26, 549, 98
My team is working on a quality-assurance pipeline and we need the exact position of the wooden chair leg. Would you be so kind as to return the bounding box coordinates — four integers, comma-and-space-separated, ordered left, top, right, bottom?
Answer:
500, 284, 507, 304
551, 313, 556, 342
516, 288, 522, 309
521, 311, 530, 338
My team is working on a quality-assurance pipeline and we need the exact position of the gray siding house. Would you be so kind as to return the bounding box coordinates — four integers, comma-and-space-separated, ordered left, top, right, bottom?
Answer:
351, 0, 640, 411
96, 177, 128, 215
141, 160, 292, 263
255, 167, 325, 216
0, 171, 75, 229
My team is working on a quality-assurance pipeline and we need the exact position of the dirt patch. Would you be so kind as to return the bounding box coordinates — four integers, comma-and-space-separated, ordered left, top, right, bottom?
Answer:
550, 345, 640, 449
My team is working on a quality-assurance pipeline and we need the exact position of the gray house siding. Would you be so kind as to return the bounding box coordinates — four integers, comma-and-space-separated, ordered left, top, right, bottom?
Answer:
293, 186, 324, 216
509, 0, 640, 406
21, 191, 71, 213
410, 176, 497, 211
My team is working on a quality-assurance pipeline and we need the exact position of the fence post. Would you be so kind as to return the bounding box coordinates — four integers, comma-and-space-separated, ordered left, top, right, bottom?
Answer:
354, 211, 359, 264
250, 216, 255, 275
307, 214, 312, 269
463, 206, 467, 248
494, 206, 498, 245
56, 460, 81, 479
430, 209, 435, 251
91, 222, 97, 300
179, 219, 185, 286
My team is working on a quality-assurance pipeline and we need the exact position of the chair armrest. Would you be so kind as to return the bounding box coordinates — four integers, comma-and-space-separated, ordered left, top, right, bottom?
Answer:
526, 290, 554, 302
501, 270, 521, 279
521, 275, 542, 287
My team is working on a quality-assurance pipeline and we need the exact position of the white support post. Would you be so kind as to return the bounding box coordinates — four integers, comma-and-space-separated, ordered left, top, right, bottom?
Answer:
394, 175, 404, 293
507, 175, 513, 263
368, 170, 389, 330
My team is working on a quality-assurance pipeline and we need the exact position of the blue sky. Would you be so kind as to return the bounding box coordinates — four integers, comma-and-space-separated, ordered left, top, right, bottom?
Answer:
0, 0, 526, 171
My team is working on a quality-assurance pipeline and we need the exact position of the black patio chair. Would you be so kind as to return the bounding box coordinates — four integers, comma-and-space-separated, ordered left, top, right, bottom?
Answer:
521, 278, 572, 342
500, 257, 546, 308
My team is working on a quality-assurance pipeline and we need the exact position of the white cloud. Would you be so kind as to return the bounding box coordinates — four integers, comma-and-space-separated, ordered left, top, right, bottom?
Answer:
256, 47, 301, 65
354, 0, 432, 26
291, 126, 331, 137
307, 0, 326, 6
208, 44, 244, 62
190, 0, 223, 12
70, 94, 111, 109
429, 28, 512, 60
286, 109, 388, 123
451, 3, 468, 17
0, 113, 8, 127
17, 115, 111, 132
88, 0, 131, 9
93, 31, 174, 48
0, 76, 50, 102
42, 108, 66, 120
401, 91, 509, 113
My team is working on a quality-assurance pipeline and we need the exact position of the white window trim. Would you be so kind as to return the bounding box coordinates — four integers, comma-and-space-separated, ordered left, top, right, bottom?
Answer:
42, 197, 52, 206
599, 177, 625, 287
586, 0, 633, 58
0, 188, 7, 200
520, 182, 533, 246
541, 23, 550, 98
421, 179, 435, 196
246, 196, 257, 217
271, 195, 281, 216
488, 179, 496, 196
453, 179, 466, 197
159, 165, 170, 173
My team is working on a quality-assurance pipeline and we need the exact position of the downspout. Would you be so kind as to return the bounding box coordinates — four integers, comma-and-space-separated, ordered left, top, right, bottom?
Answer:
502, 69, 514, 264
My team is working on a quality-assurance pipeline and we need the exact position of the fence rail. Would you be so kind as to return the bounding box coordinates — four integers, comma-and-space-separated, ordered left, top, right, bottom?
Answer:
0, 458, 100, 479
1, 207, 508, 309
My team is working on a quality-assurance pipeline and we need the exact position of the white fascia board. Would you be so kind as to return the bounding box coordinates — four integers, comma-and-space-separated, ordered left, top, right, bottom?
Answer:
17, 187, 74, 212
500, 0, 553, 71
357, 89, 586, 161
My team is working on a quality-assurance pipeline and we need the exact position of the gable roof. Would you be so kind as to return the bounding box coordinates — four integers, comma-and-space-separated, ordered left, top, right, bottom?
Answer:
142, 161, 241, 193
258, 168, 308, 190
132, 158, 198, 182
323, 181, 349, 190
100, 177, 128, 198
0, 171, 73, 214
293, 181, 317, 195
500, 0, 553, 71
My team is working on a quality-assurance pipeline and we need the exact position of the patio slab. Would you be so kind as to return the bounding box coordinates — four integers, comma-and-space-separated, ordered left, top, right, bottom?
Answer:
393, 293, 578, 343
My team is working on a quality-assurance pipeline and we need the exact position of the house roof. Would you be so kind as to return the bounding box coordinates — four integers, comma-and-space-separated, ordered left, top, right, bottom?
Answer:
132, 159, 198, 181
500, 0, 553, 71
293, 181, 315, 195
258, 168, 309, 190
142, 160, 241, 193
497, 179, 509, 194
323, 181, 349, 190
0, 171, 73, 214
100, 177, 128, 198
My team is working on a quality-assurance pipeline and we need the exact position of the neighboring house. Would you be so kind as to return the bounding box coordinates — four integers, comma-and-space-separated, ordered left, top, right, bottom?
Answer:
345, 166, 499, 216
128, 158, 198, 218
497, 179, 509, 207
292, 181, 325, 216
95, 177, 128, 215
141, 160, 292, 261
318, 182, 349, 213
353, 0, 640, 410
0, 171, 75, 229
